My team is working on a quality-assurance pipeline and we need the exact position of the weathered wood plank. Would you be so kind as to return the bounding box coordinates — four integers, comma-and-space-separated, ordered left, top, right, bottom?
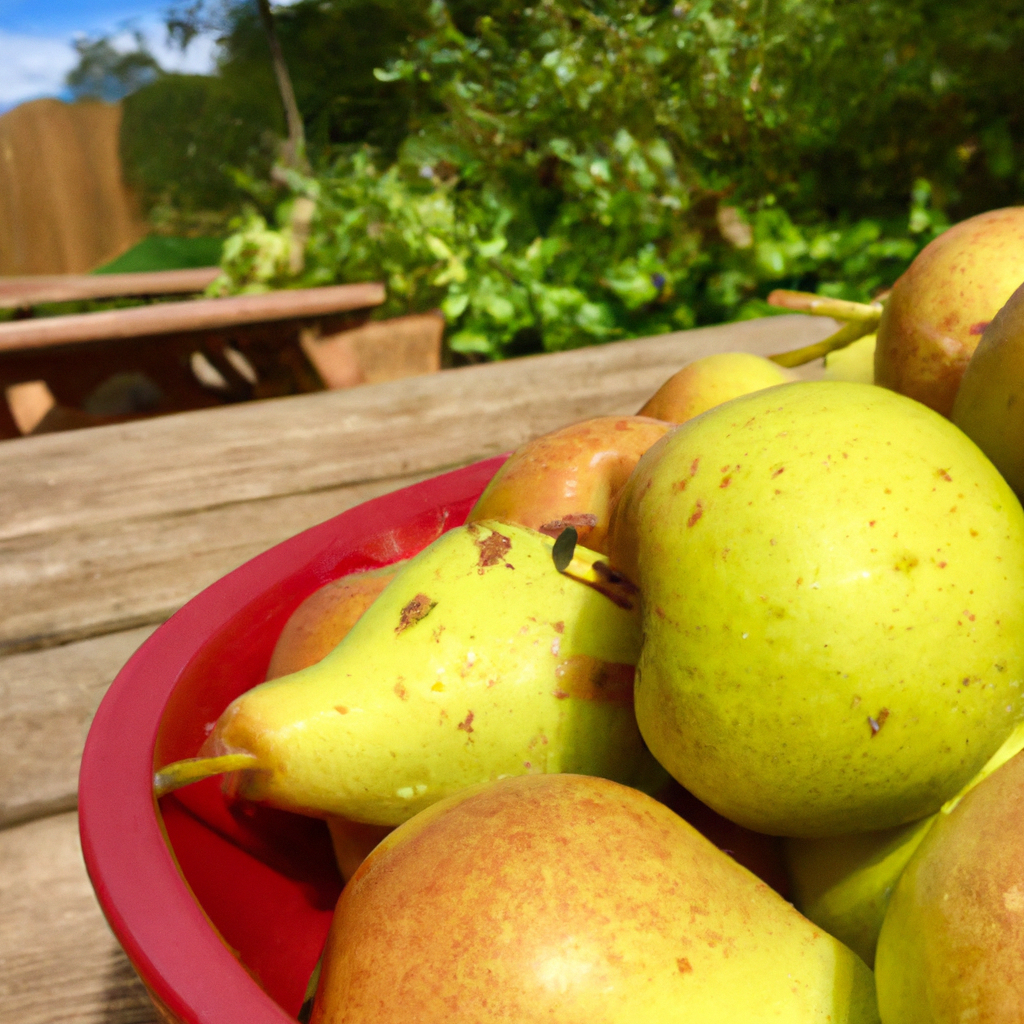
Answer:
0, 268, 221, 309
0, 811, 159, 1024
0, 315, 831, 543
0, 472, 434, 655
0, 282, 385, 353
0, 627, 156, 829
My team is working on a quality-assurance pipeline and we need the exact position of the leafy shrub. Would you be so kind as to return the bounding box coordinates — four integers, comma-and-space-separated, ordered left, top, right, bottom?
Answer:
202, 0, 1022, 356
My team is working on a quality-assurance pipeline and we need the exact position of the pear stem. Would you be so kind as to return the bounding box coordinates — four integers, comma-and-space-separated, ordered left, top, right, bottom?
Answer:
558, 546, 639, 611
153, 753, 259, 799
767, 289, 884, 323
769, 319, 876, 368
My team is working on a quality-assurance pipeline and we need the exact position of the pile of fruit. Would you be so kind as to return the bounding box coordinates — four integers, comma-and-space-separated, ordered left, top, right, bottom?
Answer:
157, 207, 1024, 1024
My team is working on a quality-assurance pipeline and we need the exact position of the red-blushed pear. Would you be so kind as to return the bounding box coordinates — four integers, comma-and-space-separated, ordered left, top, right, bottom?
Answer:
875, 206, 1024, 417
655, 778, 790, 898
265, 563, 403, 680
311, 774, 879, 1024
325, 817, 391, 883
952, 279, 1024, 497
466, 415, 672, 553
875, 749, 1024, 1024
638, 351, 796, 423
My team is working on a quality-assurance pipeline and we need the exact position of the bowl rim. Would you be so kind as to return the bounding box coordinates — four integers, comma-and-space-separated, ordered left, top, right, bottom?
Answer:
78, 455, 505, 1024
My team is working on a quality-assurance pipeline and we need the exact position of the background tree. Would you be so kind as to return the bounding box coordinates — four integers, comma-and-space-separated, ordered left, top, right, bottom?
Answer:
65, 33, 162, 102
115, 0, 1024, 356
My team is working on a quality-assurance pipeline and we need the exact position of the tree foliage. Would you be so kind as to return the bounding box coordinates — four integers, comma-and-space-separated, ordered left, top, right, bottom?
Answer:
122, 0, 1024, 355
65, 34, 162, 102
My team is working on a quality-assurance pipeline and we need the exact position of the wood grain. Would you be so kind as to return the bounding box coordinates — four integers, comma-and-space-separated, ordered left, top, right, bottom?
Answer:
0, 811, 159, 1024
0, 627, 156, 828
0, 315, 831, 544
0, 269, 221, 309
0, 282, 386, 353
0, 472, 434, 655
0, 314, 833, 1024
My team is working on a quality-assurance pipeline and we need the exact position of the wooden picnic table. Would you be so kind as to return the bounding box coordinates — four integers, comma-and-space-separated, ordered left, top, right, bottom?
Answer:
0, 268, 223, 311
0, 283, 387, 439
0, 313, 833, 1024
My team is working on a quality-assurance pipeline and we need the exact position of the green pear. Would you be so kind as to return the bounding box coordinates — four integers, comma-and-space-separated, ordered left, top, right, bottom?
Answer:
786, 818, 935, 966
875, 747, 1024, 1023
875, 206, 1024, 417
786, 719, 1024, 965
952, 279, 1024, 497
311, 773, 880, 1024
161, 521, 665, 825
614, 380, 1024, 837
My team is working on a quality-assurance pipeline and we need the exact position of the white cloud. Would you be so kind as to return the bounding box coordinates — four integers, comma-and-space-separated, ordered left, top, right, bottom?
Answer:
113, 18, 220, 76
0, 18, 220, 113
0, 30, 78, 108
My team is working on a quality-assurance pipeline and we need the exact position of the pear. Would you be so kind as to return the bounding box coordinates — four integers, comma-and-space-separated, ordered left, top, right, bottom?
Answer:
160, 521, 665, 825
786, 720, 1024, 965
785, 818, 935, 966
824, 334, 877, 385
466, 416, 671, 554
875, 747, 1024, 1023
614, 380, 1024, 837
875, 206, 1024, 417
265, 563, 402, 680
311, 773, 880, 1024
952, 279, 1024, 497
263, 565, 403, 878
638, 351, 795, 423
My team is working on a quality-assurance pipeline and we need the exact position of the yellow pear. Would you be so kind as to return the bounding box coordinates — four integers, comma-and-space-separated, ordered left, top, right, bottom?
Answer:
311, 774, 880, 1024
614, 380, 1024, 837
638, 351, 795, 423
161, 521, 664, 825
952, 279, 1024, 497
824, 334, 877, 385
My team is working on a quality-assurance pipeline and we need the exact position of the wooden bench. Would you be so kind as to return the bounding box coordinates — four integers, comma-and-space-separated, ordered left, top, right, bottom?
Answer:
0, 281, 420, 438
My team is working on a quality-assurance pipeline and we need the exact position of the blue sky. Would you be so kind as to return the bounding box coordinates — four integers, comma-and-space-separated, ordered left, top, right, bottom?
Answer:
0, 0, 219, 110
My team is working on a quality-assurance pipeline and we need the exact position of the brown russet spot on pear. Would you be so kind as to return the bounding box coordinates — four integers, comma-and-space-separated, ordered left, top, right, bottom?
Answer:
467, 415, 671, 555
395, 592, 435, 634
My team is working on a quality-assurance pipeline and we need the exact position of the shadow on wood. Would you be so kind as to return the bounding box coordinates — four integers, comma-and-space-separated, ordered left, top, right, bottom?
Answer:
300, 311, 444, 389
102, 946, 162, 1024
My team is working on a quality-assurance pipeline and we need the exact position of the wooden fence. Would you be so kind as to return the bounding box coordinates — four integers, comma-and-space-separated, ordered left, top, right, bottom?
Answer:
0, 99, 147, 276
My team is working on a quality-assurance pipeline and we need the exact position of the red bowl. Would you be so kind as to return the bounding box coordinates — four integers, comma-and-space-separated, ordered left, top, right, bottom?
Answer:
78, 455, 506, 1024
